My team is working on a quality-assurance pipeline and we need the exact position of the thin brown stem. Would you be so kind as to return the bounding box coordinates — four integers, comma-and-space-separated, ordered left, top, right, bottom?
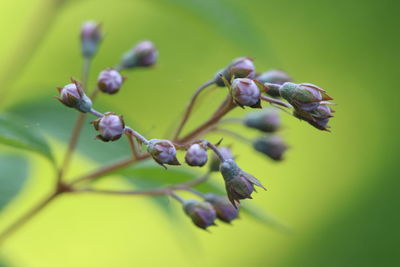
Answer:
0, 192, 59, 244
178, 96, 237, 144
260, 95, 292, 108
70, 153, 150, 186
125, 133, 139, 159
173, 79, 215, 141
212, 128, 253, 144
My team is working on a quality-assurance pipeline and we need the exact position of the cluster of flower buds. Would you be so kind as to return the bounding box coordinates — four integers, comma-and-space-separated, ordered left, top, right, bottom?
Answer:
80, 21, 102, 58
219, 159, 265, 207
97, 69, 124, 94
279, 82, 334, 130
56, 79, 92, 113
252, 135, 288, 161
256, 70, 291, 97
185, 143, 208, 167
91, 112, 125, 142
214, 57, 255, 86
120, 41, 158, 69
147, 139, 180, 167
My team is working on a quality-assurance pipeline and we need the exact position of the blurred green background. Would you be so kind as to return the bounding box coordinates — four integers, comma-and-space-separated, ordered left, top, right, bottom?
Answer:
0, 0, 398, 266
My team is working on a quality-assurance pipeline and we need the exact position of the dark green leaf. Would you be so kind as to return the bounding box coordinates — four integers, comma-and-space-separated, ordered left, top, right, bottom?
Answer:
0, 155, 29, 210
0, 114, 54, 162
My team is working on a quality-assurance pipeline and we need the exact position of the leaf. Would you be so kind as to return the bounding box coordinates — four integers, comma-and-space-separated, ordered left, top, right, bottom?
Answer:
0, 154, 29, 210
0, 114, 54, 163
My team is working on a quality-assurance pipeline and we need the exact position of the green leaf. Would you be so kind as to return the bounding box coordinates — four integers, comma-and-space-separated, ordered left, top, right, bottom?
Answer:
0, 114, 54, 162
0, 155, 29, 210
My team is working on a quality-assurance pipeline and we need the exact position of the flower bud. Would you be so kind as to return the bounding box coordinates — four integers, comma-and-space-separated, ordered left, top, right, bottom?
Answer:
214, 57, 256, 87
256, 70, 291, 97
252, 135, 288, 161
147, 139, 180, 167
279, 82, 332, 111
204, 194, 239, 223
97, 69, 124, 94
92, 112, 125, 142
185, 143, 208, 167
219, 159, 265, 206
294, 101, 334, 131
183, 200, 217, 229
209, 147, 233, 172
231, 78, 261, 108
80, 21, 102, 58
56, 79, 92, 113
244, 108, 281, 132
120, 41, 158, 69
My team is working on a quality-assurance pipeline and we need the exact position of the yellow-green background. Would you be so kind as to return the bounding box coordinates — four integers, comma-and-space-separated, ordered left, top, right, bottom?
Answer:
0, 0, 398, 266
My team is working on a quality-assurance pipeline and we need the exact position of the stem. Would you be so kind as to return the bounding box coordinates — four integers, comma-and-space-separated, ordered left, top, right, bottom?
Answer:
170, 192, 185, 203
81, 57, 91, 89
260, 95, 292, 108
178, 96, 237, 144
70, 153, 150, 186
124, 127, 149, 145
173, 80, 215, 141
89, 108, 103, 118
126, 133, 139, 159
0, 192, 59, 244
206, 141, 226, 161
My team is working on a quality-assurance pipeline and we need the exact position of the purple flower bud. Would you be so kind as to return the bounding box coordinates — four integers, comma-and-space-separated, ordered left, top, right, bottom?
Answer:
204, 194, 239, 223
120, 41, 158, 69
183, 200, 217, 229
147, 139, 180, 167
80, 21, 102, 58
97, 69, 124, 94
255, 70, 291, 97
209, 147, 233, 172
91, 112, 125, 142
231, 78, 261, 108
294, 101, 335, 131
215, 57, 256, 87
185, 144, 208, 167
252, 135, 288, 161
219, 159, 265, 206
56, 79, 92, 113
244, 108, 281, 132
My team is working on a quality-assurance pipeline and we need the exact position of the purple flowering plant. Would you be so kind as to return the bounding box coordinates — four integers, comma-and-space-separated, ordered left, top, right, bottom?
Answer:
0, 20, 336, 242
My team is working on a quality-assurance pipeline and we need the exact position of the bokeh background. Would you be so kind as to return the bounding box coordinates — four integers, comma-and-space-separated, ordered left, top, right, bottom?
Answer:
0, 0, 398, 266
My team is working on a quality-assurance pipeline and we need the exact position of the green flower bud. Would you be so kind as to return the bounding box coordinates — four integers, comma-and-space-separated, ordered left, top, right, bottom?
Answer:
80, 21, 102, 58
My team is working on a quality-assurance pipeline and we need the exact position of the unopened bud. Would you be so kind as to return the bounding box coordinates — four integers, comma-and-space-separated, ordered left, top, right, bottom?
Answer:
219, 159, 265, 206
120, 41, 158, 69
56, 80, 92, 113
92, 112, 125, 142
209, 147, 233, 172
214, 57, 255, 87
279, 82, 332, 111
253, 135, 288, 161
97, 69, 124, 94
147, 139, 180, 167
294, 101, 334, 131
183, 200, 217, 229
204, 194, 239, 223
231, 78, 261, 108
244, 108, 281, 132
256, 70, 291, 97
185, 143, 208, 167
80, 21, 102, 58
